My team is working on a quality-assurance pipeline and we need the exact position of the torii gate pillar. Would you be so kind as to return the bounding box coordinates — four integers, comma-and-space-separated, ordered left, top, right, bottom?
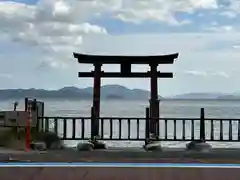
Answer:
92, 63, 102, 137
149, 63, 160, 137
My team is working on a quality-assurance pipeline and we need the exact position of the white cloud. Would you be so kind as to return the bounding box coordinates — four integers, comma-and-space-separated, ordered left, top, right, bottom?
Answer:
0, 0, 222, 46
37, 58, 67, 70
204, 25, 234, 32
13, 22, 106, 47
0, 0, 237, 57
184, 70, 208, 76
0, 0, 108, 70
233, 45, 240, 49
114, 0, 218, 24
183, 70, 230, 78
219, 11, 237, 18
34, 0, 118, 23
212, 71, 230, 78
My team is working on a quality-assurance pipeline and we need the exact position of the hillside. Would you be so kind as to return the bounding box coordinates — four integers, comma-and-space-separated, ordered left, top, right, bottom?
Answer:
170, 93, 227, 100
0, 85, 155, 100
1, 86, 240, 100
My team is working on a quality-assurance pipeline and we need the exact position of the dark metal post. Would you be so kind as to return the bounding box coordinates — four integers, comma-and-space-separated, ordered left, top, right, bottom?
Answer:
31, 99, 37, 131
200, 108, 205, 141
24, 98, 28, 112
40, 102, 44, 132
149, 63, 159, 137
186, 107, 211, 151
91, 106, 96, 140
32, 99, 37, 111
156, 100, 160, 137
145, 107, 150, 145
42, 102, 45, 117
92, 63, 102, 137
33, 99, 41, 132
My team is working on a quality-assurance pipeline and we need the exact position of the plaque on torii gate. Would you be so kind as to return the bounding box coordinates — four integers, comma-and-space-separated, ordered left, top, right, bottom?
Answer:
73, 52, 179, 139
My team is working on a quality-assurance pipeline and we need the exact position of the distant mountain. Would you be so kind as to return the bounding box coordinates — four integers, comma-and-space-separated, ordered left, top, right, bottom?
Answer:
217, 95, 240, 100
169, 93, 228, 100
1, 85, 240, 100
100, 85, 153, 100
0, 87, 91, 100
0, 85, 155, 100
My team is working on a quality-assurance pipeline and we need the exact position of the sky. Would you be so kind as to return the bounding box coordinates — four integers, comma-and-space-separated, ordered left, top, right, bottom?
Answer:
0, 0, 240, 96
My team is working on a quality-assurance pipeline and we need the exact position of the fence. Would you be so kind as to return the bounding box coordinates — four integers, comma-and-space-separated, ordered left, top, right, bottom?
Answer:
37, 108, 240, 144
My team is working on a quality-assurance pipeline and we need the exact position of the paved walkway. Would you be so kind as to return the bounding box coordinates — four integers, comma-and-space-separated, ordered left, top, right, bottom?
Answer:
1, 147, 240, 163
1, 167, 240, 180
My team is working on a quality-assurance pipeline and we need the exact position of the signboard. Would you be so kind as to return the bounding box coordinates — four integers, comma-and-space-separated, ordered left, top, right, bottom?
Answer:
1, 111, 37, 127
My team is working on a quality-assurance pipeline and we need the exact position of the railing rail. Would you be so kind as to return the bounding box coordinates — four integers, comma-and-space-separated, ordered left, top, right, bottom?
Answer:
37, 108, 240, 143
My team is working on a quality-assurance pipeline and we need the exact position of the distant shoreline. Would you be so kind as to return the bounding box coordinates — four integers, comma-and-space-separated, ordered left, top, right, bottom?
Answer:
1, 98, 240, 101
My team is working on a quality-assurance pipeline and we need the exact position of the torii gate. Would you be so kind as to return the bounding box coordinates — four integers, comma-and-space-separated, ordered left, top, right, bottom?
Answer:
73, 52, 179, 140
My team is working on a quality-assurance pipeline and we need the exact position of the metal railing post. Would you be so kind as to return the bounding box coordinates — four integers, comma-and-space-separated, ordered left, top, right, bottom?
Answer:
200, 108, 205, 142
91, 106, 97, 140
145, 107, 150, 145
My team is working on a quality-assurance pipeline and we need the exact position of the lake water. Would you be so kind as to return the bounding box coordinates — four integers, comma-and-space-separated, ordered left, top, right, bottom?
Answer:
1, 99, 240, 148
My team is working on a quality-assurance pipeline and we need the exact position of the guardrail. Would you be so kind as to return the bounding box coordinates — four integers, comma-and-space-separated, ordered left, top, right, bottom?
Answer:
37, 108, 240, 143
